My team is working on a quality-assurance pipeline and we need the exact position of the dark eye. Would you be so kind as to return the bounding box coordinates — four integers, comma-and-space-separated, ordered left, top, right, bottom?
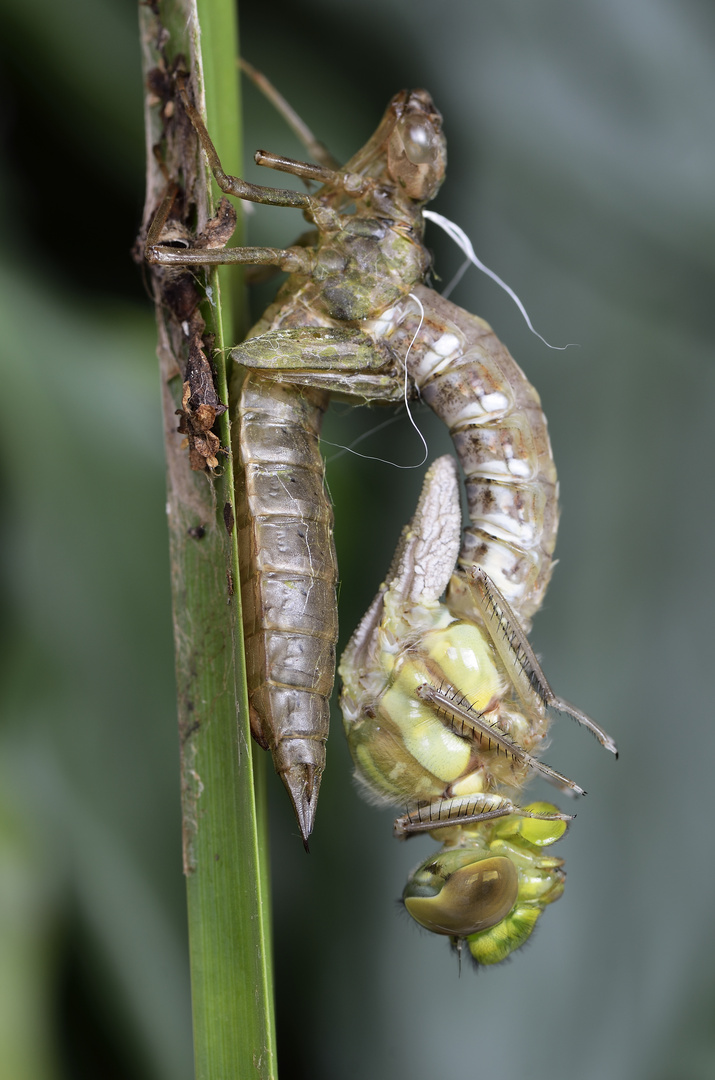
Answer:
403, 855, 519, 936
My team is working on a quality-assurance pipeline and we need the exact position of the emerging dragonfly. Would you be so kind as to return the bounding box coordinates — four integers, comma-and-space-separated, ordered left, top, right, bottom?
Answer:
146, 72, 616, 869
341, 456, 615, 964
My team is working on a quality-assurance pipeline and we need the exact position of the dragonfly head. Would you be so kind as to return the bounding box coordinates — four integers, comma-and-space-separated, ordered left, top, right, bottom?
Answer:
404, 853, 519, 936
402, 806, 567, 965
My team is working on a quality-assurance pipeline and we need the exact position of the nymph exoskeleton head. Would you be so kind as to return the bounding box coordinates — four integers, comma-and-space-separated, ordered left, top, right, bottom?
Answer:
342, 89, 447, 207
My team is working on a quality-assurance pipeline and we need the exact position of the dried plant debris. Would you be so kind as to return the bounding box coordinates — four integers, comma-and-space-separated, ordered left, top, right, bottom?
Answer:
138, 43, 238, 473
177, 314, 227, 470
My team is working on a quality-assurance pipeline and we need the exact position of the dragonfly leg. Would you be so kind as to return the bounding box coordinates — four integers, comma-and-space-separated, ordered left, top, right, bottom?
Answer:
174, 75, 342, 236
145, 183, 314, 271
231, 327, 407, 402
177, 77, 316, 211
253, 149, 339, 186
413, 682, 586, 796
456, 569, 618, 756
240, 61, 376, 202
146, 239, 312, 271
251, 149, 373, 205
394, 793, 572, 838
240, 58, 341, 170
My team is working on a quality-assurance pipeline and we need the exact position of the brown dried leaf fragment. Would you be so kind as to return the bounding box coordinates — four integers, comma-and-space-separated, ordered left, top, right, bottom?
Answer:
137, 64, 237, 472
194, 197, 237, 250
142, 198, 236, 472
175, 311, 227, 470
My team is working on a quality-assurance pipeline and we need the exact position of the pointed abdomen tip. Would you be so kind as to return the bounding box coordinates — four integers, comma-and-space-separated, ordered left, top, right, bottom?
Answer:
281, 763, 321, 847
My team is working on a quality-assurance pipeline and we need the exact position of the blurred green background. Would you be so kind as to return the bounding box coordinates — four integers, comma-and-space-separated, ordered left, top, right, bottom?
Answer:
1, 1, 714, 1078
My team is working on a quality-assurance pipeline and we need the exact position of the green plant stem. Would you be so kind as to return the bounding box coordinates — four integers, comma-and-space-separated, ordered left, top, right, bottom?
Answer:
138, 1, 277, 1076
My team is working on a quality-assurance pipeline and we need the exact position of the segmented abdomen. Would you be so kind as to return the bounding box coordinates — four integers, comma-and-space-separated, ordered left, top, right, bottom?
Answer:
234, 372, 338, 833
376, 285, 559, 624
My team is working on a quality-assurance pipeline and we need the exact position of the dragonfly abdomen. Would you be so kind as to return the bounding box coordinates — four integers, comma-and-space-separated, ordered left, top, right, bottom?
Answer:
404, 286, 559, 624
235, 373, 338, 841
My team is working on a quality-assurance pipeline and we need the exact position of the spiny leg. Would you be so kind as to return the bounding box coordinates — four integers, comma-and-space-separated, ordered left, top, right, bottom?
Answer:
394, 792, 572, 839
145, 179, 182, 251
463, 569, 618, 756
238, 67, 375, 227
146, 73, 375, 269
414, 682, 586, 796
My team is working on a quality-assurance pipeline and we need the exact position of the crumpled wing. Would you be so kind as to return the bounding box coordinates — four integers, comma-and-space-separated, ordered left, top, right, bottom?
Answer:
339, 455, 462, 699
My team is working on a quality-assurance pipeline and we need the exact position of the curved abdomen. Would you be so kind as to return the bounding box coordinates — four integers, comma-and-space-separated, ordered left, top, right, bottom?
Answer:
383, 286, 559, 625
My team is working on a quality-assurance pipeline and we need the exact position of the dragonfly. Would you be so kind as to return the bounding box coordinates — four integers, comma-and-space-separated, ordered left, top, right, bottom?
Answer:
341, 455, 615, 964
146, 69, 616, 873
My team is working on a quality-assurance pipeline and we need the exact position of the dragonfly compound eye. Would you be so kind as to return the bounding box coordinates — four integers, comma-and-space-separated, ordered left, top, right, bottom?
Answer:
403, 855, 518, 937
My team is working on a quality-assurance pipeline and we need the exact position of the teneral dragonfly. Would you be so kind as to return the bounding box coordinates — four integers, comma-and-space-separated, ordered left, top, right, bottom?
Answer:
340, 456, 616, 964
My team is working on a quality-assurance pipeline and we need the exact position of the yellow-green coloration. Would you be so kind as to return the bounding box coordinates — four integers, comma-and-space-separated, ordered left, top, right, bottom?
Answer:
348, 612, 520, 803
403, 804, 566, 962
340, 467, 551, 816
340, 457, 614, 966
